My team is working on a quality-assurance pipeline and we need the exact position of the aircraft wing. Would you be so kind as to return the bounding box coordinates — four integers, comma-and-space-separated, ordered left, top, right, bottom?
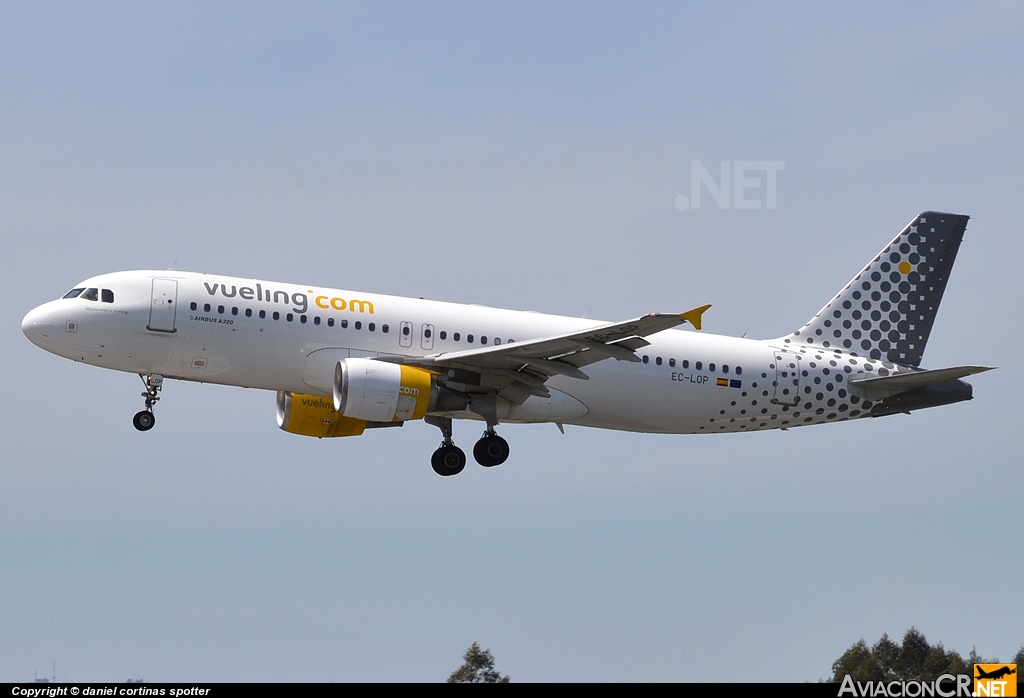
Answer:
399, 305, 710, 404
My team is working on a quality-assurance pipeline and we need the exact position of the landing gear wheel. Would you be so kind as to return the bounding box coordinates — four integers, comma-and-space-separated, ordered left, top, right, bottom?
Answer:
431, 445, 467, 476
473, 433, 510, 467
135, 374, 163, 432
133, 410, 155, 431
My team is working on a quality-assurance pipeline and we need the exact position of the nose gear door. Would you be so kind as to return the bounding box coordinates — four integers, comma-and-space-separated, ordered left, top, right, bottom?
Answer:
147, 278, 178, 333
771, 350, 800, 406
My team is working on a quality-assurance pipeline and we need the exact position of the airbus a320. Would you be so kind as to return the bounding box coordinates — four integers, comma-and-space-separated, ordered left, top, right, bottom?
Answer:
22, 212, 991, 475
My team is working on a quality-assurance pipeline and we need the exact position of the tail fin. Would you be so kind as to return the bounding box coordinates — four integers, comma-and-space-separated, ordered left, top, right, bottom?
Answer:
779, 211, 969, 366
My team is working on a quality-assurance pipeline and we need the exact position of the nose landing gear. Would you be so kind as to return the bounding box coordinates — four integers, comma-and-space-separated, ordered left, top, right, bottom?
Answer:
133, 374, 163, 432
132, 410, 155, 431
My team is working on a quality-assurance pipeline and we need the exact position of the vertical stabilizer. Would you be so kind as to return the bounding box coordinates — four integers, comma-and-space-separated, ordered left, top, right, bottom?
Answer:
778, 211, 968, 366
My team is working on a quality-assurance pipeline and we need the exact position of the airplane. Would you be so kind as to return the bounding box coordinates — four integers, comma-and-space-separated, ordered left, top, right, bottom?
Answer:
975, 666, 1016, 681
21, 211, 992, 476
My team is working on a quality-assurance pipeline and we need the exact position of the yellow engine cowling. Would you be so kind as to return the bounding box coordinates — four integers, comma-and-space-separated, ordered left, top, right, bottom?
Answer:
276, 391, 367, 438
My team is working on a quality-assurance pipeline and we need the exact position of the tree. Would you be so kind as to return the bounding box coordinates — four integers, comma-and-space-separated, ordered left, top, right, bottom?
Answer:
896, 627, 931, 679
447, 642, 510, 683
830, 629, 983, 683
832, 635, 1021, 687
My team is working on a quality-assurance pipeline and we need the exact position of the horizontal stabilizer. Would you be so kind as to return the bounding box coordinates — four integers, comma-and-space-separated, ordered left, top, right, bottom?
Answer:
850, 365, 994, 400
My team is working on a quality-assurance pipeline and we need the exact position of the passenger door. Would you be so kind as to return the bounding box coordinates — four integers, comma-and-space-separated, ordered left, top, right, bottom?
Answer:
147, 279, 178, 333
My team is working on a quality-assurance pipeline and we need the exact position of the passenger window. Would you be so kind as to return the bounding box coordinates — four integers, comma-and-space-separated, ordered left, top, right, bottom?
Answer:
341, 319, 348, 328
300, 315, 306, 323
204, 303, 211, 312
736, 366, 742, 375
682, 360, 689, 368
101, 289, 114, 303
368, 322, 375, 331
382, 324, 389, 333
259, 310, 266, 319
62, 288, 85, 299
696, 361, 702, 370
190, 302, 197, 311
709, 363, 716, 372
480, 335, 487, 344
355, 321, 362, 330
273, 311, 280, 320
656, 357, 662, 366
232, 307, 238, 316
424, 328, 431, 338
453, 332, 460, 341
722, 365, 729, 373
81, 288, 99, 301
440, 331, 447, 340
314, 316, 321, 325
642, 355, 649, 364
327, 318, 334, 327
402, 325, 410, 336
494, 337, 500, 345
286, 314, 293, 322
218, 305, 225, 314
245, 308, 252, 317
467, 334, 474, 343
669, 358, 676, 367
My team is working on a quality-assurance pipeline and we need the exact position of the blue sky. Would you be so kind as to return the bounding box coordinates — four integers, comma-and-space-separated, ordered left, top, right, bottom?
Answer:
2, 1, 1021, 682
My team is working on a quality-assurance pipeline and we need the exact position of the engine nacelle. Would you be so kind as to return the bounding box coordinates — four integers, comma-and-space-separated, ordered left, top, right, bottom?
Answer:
276, 390, 367, 438
334, 358, 465, 422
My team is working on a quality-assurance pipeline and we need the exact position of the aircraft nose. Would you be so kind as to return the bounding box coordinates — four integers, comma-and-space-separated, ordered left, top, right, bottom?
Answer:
22, 304, 54, 349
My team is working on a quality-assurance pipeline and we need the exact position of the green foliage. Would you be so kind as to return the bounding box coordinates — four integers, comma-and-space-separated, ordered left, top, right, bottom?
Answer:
830, 628, 1020, 683
447, 642, 510, 683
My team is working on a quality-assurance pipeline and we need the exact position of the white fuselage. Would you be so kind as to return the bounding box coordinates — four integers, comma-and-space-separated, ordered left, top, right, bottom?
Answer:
22, 270, 889, 434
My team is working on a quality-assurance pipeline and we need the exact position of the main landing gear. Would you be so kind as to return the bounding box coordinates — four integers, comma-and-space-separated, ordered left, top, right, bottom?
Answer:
425, 417, 511, 476
473, 430, 510, 468
133, 373, 163, 432
427, 416, 466, 476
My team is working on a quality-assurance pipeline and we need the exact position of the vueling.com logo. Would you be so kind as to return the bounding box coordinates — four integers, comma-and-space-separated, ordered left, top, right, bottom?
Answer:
204, 281, 375, 315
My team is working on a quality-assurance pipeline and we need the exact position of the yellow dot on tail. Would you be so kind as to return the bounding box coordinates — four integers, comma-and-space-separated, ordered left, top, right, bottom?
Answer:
898, 261, 912, 274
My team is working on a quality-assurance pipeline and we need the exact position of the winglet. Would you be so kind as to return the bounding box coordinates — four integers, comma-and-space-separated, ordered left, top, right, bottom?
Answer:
679, 304, 711, 331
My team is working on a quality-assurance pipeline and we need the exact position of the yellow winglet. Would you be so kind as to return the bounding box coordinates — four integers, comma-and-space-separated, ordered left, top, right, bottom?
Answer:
679, 304, 711, 331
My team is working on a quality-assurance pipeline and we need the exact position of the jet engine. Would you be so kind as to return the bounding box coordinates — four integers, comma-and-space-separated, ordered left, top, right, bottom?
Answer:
333, 358, 466, 423
276, 390, 367, 438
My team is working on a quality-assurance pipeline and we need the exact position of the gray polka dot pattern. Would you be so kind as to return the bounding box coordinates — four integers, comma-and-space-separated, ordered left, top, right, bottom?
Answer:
780, 212, 968, 366
696, 349, 904, 434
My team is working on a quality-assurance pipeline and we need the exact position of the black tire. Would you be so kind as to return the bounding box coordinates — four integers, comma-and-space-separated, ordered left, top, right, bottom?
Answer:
133, 410, 155, 432
473, 434, 509, 467
431, 445, 466, 476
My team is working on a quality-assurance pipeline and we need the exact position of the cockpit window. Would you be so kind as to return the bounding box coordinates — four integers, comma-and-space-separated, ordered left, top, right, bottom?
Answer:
101, 289, 114, 303
63, 288, 85, 299
80, 288, 99, 301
